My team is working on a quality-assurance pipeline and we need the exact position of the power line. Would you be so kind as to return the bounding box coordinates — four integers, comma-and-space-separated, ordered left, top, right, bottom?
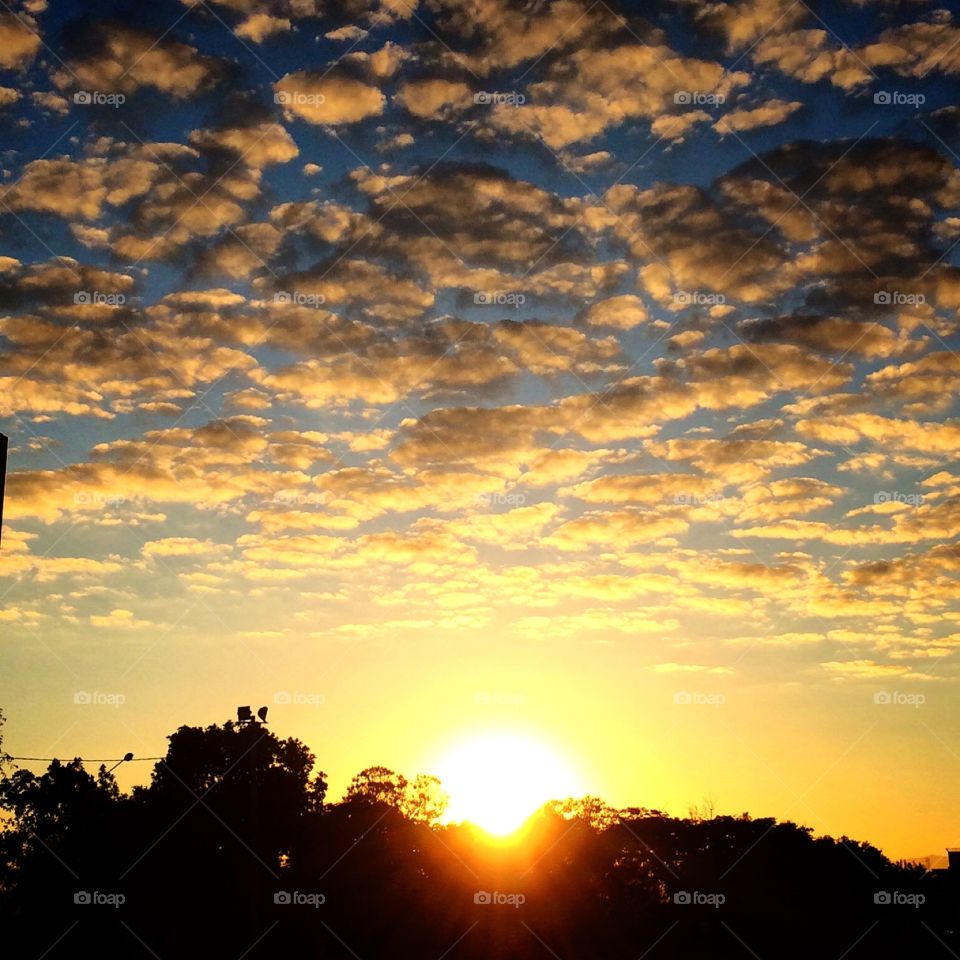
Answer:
6, 756, 164, 763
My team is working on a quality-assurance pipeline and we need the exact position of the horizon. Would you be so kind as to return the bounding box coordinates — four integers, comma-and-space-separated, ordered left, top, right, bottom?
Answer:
1, 701, 956, 862
1, 0, 960, 880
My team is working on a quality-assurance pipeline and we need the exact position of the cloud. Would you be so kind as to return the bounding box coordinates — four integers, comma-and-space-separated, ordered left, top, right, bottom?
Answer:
0, 294, 254, 421
427, 0, 620, 72
646, 437, 824, 483
752, 30, 873, 90
0, 11, 40, 68
864, 352, 960, 411
54, 23, 223, 98
739, 314, 923, 360
142, 538, 229, 558
326, 25, 368, 41
821, 659, 935, 680
189, 122, 299, 168
5, 418, 306, 523
89, 608, 156, 630
5, 142, 198, 223
796, 413, 960, 455
862, 15, 960, 78
714, 99, 803, 134
582, 295, 649, 330
489, 44, 750, 148
31, 90, 70, 114
235, 13, 291, 42
394, 78, 474, 118
696, 0, 808, 53
275, 71, 385, 124
561, 473, 723, 506
545, 508, 689, 551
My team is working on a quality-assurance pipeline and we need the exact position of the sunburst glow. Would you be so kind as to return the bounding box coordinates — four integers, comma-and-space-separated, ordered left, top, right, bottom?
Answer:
434, 732, 582, 837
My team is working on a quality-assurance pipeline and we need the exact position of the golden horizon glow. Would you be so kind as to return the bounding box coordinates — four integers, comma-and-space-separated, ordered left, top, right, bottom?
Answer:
433, 731, 582, 837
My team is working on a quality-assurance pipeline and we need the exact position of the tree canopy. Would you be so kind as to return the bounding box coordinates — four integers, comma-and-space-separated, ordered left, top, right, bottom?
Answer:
0, 713, 954, 959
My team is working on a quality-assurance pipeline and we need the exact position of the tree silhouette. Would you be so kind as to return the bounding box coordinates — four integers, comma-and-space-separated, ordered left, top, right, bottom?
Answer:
0, 712, 956, 959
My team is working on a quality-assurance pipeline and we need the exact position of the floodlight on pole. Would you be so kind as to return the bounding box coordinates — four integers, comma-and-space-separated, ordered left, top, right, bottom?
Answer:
106, 752, 134, 775
237, 705, 268, 725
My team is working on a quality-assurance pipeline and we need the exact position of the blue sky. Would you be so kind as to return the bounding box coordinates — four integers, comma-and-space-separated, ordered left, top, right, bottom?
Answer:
1, 0, 960, 857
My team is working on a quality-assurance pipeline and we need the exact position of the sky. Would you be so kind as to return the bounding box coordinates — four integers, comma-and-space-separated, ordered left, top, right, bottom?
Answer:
1, 0, 959, 859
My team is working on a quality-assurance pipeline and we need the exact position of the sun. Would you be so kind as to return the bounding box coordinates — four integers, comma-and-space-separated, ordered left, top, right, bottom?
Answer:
434, 731, 582, 837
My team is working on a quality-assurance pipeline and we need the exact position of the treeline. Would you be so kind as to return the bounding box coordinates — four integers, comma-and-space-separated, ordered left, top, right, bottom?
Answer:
0, 717, 955, 959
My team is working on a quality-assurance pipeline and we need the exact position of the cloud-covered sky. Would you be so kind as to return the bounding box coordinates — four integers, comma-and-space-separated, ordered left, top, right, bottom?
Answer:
1, 0, 960, 857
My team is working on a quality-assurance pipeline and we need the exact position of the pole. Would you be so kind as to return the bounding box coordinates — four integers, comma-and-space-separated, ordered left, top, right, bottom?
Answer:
0, 433, 7, 548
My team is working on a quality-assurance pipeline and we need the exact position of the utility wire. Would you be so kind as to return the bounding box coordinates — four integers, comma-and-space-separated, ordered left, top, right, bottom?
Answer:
6, 756, 164, 763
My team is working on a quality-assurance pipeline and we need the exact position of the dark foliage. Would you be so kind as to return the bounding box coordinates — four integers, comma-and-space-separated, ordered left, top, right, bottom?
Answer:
0, 717, 955, 959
